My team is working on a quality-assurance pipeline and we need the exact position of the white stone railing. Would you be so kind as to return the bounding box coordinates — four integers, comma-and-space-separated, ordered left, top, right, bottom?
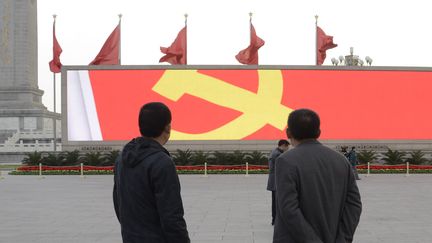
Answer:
4, 131, 20, 145
1, 130, 62, 152
0, 140, 62, 152
18, 130, 61, 139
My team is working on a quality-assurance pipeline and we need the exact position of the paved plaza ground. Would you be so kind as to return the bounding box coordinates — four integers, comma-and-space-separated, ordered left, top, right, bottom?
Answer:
0, 173, 431, 243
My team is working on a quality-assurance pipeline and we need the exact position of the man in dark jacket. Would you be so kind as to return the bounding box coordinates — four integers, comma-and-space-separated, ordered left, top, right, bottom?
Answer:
113, 102, 190, 243
347, 147, 361, 180
273, 109, 362, 243
267, 139, 290, 225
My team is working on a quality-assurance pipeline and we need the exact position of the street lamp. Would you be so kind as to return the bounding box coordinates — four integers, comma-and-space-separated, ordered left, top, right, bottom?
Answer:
331, 57, 339, 66
365, 56, 373, 66
332, 47, 372, 66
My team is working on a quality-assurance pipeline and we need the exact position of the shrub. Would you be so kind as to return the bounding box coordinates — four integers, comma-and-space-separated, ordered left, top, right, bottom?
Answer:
230, 150, 248, 164
406, 150, 428, 165
211, 151, 231, 165
81, 152, 104, 166
22, 151, 43, 165
246, 151, 268, 165
172, 149, 193, 165
382, 149, 406, 165
190, 151, 210, 165
42, 152, 65, 166
210, 151, 268, 165
357, 150, 377, 164
102, 150, 120, 166
64, 150, 80, 165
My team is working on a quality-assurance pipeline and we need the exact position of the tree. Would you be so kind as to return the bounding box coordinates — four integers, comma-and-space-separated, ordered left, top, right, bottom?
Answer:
246, 151, 268, 165
22, 151, 43, 165
357, 150, 378, 164
172, 149, 193, 165
406, 150, 428, 165
382, 149, 406, 165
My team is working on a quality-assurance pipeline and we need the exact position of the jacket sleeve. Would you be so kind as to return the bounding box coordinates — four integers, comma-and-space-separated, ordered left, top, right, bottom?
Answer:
338, 167, 362, 242
268, 151, 276, 173
269, 150, 283, 173
275, 157, 323, 242
113, 155, 120, 222
151, 156, 190, 243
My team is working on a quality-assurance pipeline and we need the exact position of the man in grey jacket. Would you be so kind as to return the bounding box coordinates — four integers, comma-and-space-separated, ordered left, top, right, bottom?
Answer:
267, 139, 290, 225
273, 109, 362, 243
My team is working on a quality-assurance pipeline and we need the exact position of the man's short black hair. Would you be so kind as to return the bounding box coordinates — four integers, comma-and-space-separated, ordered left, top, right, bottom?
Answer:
138, 102, 172, 138
287, 109, 321, 140
278, 139, 290, 147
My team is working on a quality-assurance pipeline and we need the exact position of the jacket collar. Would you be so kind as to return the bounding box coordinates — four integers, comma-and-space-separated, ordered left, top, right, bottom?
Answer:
296, 139, 321, 147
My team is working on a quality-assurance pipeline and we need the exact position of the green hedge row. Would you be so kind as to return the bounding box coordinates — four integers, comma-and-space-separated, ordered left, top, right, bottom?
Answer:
21, 148, 432, 168
21, 150, 269, 167
22, 150, 120, 166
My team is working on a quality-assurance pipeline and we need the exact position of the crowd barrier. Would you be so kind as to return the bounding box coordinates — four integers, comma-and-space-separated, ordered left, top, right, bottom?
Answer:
10, 163, 432, 178
15, 163, 268, 177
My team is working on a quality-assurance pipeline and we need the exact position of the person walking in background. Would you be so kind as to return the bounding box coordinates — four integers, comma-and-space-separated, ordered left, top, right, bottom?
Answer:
347, 146, 361, 180
274, 109, 362, 243
113, 102, 190, 243
267, 139, 290, 225
341, 146, 348, 157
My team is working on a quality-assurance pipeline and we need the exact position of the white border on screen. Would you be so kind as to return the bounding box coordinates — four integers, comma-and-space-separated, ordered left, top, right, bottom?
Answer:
67, 70, 102, 141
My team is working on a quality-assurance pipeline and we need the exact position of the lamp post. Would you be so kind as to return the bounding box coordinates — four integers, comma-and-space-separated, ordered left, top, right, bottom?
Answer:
331, 47, 372, 66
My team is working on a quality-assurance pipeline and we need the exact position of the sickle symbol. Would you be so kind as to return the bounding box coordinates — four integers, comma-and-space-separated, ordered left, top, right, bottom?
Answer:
152, 70, 292, 140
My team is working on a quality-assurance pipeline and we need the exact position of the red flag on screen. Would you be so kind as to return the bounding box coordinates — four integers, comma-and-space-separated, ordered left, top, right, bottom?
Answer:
89, 24, 120, 65
159, 27, 187, 65
235, 23, 265, 65
49, 20, 63, 73
316, 26, 337, 65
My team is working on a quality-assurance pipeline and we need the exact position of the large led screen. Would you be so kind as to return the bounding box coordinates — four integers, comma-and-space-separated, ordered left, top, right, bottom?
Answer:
66, 68, 432, 141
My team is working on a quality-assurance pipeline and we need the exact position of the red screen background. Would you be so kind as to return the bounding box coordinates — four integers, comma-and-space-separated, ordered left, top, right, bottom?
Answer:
85, 69, 432, 141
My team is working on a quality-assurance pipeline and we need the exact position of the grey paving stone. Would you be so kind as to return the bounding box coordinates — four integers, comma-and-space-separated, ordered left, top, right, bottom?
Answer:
1, 174, 432, 242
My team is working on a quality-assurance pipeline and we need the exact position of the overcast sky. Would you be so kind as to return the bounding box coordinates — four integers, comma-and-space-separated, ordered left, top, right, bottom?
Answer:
37, 0, 432, 112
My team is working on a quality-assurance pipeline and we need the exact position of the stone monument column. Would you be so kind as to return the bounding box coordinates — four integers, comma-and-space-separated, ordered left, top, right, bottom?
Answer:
0, 0, 46, 110
0, 0, 60, 152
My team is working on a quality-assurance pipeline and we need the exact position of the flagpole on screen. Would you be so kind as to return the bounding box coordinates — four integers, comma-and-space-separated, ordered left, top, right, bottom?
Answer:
118, 14, 122, 65
184, 13, 188, 65
315, 15, 318, 65
249, 12, 253, 43
52, 14, 57, 152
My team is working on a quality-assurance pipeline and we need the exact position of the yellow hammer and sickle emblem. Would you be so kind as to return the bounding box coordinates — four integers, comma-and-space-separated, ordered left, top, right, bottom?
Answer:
152, 70, 293, 140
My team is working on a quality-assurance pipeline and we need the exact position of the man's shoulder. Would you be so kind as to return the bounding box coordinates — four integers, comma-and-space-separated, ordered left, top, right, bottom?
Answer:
133, 150, 174, 171
271, 148, 282, 156
277, 147, 302, 164
148, 151, 173, 164
280, 142, 344, 162
282, 142, 321, 155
